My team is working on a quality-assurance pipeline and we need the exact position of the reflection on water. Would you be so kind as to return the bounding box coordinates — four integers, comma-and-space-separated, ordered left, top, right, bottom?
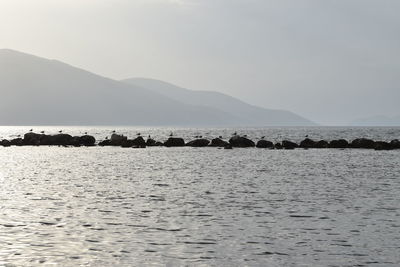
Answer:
0, 127, 399, 266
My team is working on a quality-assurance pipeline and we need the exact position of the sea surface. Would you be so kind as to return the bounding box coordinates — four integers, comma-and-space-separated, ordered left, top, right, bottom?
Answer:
0, 126, 399, 266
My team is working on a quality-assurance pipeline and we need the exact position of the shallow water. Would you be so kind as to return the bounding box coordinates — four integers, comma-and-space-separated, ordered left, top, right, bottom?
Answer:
0, 127, 399, 266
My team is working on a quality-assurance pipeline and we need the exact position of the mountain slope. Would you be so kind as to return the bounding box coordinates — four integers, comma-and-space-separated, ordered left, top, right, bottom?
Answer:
0, 49, 238, 126
123, 78, 316, 126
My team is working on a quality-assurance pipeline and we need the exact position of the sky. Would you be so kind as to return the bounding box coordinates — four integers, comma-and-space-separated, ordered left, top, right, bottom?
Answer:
0, 0, 399, 125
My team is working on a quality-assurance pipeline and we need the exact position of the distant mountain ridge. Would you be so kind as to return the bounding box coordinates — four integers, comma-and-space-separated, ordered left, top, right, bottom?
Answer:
123, 78, 316, 126
0, 49, 315, 126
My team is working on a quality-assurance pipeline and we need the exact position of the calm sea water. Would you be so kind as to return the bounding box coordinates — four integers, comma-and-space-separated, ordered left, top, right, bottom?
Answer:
0, 127, 399, 266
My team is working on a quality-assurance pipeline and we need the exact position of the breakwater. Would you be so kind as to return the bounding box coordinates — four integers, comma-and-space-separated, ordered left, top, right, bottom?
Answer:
0, 132, 399, 150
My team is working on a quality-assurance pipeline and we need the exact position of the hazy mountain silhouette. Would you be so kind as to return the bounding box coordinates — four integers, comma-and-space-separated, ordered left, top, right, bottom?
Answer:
350, 115, 400, 126
0, 49, 315, 126
123, 78, 316, 126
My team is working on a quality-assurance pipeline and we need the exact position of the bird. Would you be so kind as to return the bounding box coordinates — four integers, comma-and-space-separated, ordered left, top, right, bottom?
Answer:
111, 130, 116, 133
84, 132, 88, 135
105, 136, 109, 140
199, 135, 203, 138
58, 130, 62, 133
29, 129, 33, 132
261, 136, 265, 139
233, 131, 237, 136
305, 135, 309, 138
40, 131, 45, 134
169, 132, 173, 137
137, 133, 141, 136
148, 135, 151, 139
219, 136, 222, 139
243, 134, 247, 138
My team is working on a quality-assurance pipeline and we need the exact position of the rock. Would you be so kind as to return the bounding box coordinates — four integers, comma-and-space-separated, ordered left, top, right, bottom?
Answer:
146, 138, 157, 146
164, 137, 185, 147
329, 139, 349, 148
155, 141, 164, 146
1, 139, 11, 147
256, 139, 274, 148
315, 140, 329, 148
299, 138, 317, 148
390, 139, 400, 149
186, 139, 210, 147
98, 140, 112, 146
210, 138, 229, 147
374, 141, 393, 150
229, 136, 255, 148
23, 132, 43, 145
121, 140, 134, 148
351, 138, 375, 149
274, 142, 282, 149
281, 140, 298, 149
109, 134, 127, 146
132, 136, 146, 147
10, 138, 24, 146
78, 135, 96, 146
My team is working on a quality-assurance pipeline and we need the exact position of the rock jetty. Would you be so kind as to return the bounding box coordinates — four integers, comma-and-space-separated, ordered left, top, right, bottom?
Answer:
0, 132, 399, 151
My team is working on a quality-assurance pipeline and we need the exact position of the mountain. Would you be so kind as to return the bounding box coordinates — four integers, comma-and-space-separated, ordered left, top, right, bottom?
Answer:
350, 115, 400, 126
0, 49, 315, 126
123, 78, 316, 126
0, 49, 238, 125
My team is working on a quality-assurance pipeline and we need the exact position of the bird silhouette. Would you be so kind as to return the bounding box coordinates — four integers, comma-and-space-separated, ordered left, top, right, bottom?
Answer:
261, 136, 265, 139
112, 130, 116, 133
305, 135, 309, 138
40, 131, 45, 134
219, 136, 222, 139
137, 133, 141, 136
233, 131, 237, 136
84, 132, 88, 135
105, 136, 109, 140
29, 129, 33, 132
169, 132, 173, 137
58, 130, 62, 133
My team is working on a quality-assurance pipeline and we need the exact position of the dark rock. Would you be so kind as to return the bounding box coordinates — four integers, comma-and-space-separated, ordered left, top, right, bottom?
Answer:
224, 144, 233, 149
164, 137, 185, 147
23, 132, 43, 145
351, 138, 375, 149
186, 139, 210, 147
155, 141, 164, 146
256, 139, 274, 148
98, 140, 112, 146
210, 138, 229, 147
329, 139, 349, 148
229, 136, 255, 148
390, 139, 400, 149
315, 140, 329, 148
121, 140, 134, 148
132, 136, 146, 147
108, 134, 127, 146
10, 138, 24, 146
374, 141, 393, 150
146, 138, 157, 146
281, 140, 298, 149
1, 139, 11, 147
274, 142, 282, 149
299, 138, 317, 148
78, 135, 96, 146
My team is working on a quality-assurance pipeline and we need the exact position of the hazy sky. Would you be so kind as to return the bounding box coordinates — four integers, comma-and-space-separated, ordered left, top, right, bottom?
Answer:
1, 0, 399, 125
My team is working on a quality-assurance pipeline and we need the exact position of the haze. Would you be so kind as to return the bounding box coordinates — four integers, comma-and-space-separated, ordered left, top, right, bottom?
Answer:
1, 0, 399, 125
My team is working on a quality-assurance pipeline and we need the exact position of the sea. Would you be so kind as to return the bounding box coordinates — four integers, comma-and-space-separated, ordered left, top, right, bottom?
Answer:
0, 126, 399, 266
